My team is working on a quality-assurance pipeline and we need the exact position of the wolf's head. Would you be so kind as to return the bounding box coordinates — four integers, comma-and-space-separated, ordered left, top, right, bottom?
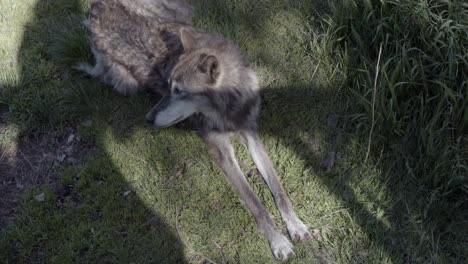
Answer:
145, 28, 260, 130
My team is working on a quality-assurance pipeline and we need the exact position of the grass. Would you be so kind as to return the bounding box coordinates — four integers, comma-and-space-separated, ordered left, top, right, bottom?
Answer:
0, 0, 467, 263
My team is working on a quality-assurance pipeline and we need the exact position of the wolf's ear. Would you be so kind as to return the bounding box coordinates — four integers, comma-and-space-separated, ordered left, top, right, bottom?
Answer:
198, 54, 219, 83
179, 28, 197, 50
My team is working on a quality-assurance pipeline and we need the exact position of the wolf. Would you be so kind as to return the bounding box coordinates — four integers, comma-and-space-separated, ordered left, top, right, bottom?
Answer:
77, 0, 312, 260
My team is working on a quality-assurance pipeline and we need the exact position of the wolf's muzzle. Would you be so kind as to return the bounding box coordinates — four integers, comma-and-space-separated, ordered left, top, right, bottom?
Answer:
145, 95, 198, 128
145, 96, 172, 125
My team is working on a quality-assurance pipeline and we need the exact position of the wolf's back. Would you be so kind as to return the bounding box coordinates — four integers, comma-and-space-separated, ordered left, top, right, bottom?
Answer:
90, 0, 193, 24
86, 0, 191, 94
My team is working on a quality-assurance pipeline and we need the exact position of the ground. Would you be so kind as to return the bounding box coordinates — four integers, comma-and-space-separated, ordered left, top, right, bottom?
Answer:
1, 0, 467, 263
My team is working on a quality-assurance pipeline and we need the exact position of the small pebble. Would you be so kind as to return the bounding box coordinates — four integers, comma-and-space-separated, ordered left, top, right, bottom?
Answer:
35, 193, 45, 202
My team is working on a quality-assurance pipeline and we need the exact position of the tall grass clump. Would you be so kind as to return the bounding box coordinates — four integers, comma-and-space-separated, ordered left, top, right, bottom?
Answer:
330, 0, 467, 191
331, 0, 468, 188
327, 2, 468, 257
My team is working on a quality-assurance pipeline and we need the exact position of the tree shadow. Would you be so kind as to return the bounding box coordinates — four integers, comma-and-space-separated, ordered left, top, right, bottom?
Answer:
187, 0, 467, 262
0, 1, 186, 263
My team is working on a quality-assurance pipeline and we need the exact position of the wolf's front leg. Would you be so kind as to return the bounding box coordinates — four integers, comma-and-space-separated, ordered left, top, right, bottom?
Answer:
242, 130, 312, 243
204, 132, 295, 261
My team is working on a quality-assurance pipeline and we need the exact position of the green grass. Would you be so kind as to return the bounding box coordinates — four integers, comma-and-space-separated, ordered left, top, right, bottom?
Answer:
1, 0, 467, 263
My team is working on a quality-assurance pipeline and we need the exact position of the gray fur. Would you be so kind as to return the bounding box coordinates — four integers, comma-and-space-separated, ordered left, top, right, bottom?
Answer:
79, 0, 189, 95
118, 0, 193, 23
78, 0, 311, 260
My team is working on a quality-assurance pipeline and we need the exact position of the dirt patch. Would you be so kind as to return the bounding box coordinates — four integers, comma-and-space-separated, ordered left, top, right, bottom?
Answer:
0, 112, 94, 229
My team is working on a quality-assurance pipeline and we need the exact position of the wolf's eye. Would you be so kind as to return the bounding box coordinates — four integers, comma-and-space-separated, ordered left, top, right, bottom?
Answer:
173, 87, 182, 95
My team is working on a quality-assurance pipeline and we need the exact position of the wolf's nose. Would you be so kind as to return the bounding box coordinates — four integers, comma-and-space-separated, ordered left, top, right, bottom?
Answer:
145, 114, 154, 125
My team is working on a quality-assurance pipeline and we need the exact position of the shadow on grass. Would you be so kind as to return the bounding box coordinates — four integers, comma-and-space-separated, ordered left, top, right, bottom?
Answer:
0, 0, 186, 263
1, 0, 466, 263
188, 0, 467, 262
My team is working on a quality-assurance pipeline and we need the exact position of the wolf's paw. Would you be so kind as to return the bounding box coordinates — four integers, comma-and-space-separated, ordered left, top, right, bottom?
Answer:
73, 62, 94, 74
286, 218, 312, 243
270, 234, 295, 261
